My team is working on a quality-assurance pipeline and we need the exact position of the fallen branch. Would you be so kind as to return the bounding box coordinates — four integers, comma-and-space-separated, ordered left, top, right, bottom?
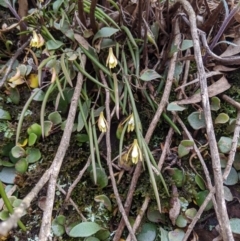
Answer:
101, 71, 137, 241
176, 1, 233, 240
38, 58, 86, 240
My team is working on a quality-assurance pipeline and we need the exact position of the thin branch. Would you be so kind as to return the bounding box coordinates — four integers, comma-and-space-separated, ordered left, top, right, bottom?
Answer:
100, 70, 137, 241
176, 1, 233, 240
125, 195, 151, 241
38, 58, 86, 240
0, 169, 51, 236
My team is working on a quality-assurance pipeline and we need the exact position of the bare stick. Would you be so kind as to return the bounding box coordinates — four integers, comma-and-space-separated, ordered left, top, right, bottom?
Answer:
0, 169, 50, 235
223, 111, 240, 180
125, 195, 151, 241
38, 59, 86, 240
113, 18, 181, 241
182, 187, 215, 241
158, 126, 174, 171
100, 71, 137, 241
221, 94, 240, 111
176, 1, 233, 240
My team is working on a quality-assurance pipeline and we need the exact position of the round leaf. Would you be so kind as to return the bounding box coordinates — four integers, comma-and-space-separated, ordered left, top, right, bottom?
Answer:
90, 167, 108, 189
27, 123, 42, 137
147, 208, 166, 223
26, 148, 41, 163
48, 111, 62, 125
69, 222, 102, 237
185, 208, 197, 220
28, 133, 37, 146
167, 102, 186, 111
187, 111, 206, 130
175, 214, 188, 228
32, 88, 45, 101
136, 223, 157, 241
0, 210, 9, 221
15, 158, 28, 174
230, 218, 240, 234
215, 113, 229, 124
139, 69, 161, 81
223, 186, 233, 201
0, 167, 16, 184
52, 219, 65, 237
195, 190, 213, 211
168, 229, 185, 241
11, 146, 26, 158
0, 109, 11, 120
218, 137, 232, 154
223, 167, 238, 185
210, 97, 220, 111
94, 195, 112, 211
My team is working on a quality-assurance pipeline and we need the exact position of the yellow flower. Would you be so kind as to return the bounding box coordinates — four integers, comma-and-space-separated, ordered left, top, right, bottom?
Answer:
127, 139, 142, 164
50, 67, 57, 83
127, 113, 134, 132
8, 67, 25, 88
98, 111, 108, 133
106, 47, 118, 69
30, 31, 45, 48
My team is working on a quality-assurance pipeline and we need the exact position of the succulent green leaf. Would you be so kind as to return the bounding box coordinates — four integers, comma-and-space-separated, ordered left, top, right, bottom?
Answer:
230, 218, 240, 234
223, 186, 233, 201
26, 148, 41, 163
93, 27, 119, 43
0, 167, 16, 184
195, 190, 213, 211
0, 109, 11, 120
69, 222, 102, 237
185, 208, 197, 220
140, 69, 161, 81
15, 158, 28, 174
48, 111, 62, 125
210, 97, 220, 111
187, 111, 206, 130
218, 136, 232, 154
46, 40, 64, 50
11, 146, 26, 158
175, 214, 188, 228
136, 223, 157, 241
215, 113, 229, 124
167, 102, 186, 111
223, 167, 238, 185
168, 229, 185, 241
94, 195, 112, 211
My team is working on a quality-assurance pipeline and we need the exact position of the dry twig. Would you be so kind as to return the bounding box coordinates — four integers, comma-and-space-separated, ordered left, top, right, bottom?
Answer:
100, 71, 137, 241
176, 1, 233, 240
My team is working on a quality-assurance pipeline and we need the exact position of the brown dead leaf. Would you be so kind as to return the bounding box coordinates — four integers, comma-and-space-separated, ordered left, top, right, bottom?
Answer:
74, 33, 90, 49
177, 76, 231, 105
169, 185, 181, 225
